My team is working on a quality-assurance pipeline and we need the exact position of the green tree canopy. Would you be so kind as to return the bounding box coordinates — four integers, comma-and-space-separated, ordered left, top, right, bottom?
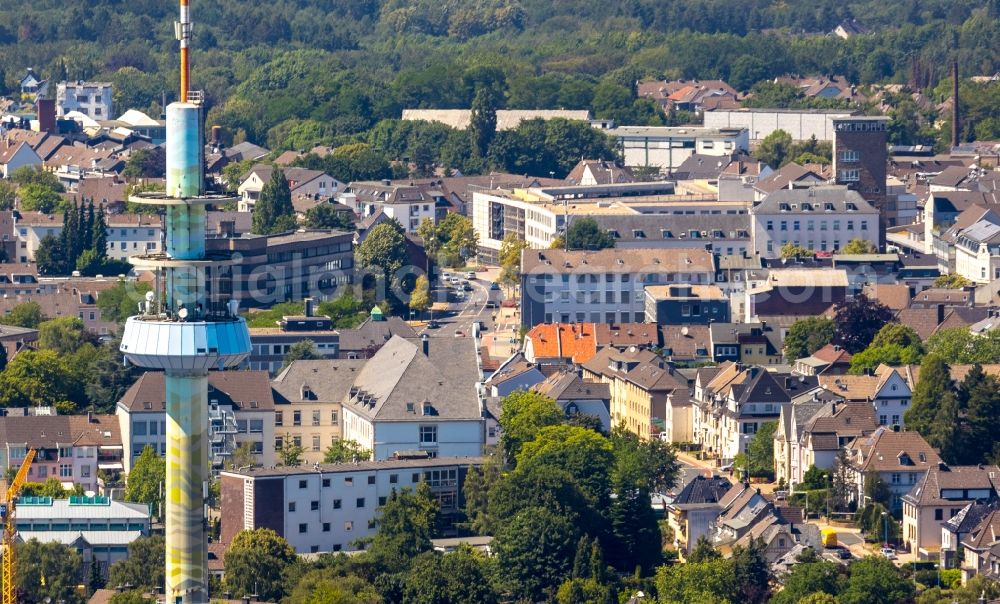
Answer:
0, 301, 46, 328
251, 167, 297, 235
784, 317, 835, 360
832, 294, 893, 354
323, 439, 371, 463
409, 274, 431, 314
16, 540, 84, 604
780, 242, 813, 259
498, 390, 563, 462
283, 339, 323, 368
841, 238, 878, 254
564, 217, 615, 251
107, 535, 165, 592
498, 233, 529, 289
734, 420, 777, 479
905, 353, 950, 437
493, 506, 580, 603
124, 444, 165, 517
757, 129, 794, 168
401, 547, 498, 604
224, 528, 297, 601
304, 204, 356, 231
933, 273, 972, 289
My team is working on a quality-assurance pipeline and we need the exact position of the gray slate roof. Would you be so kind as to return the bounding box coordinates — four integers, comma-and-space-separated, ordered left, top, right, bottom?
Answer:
753, 186, 878, 215
271, 359, 367, 403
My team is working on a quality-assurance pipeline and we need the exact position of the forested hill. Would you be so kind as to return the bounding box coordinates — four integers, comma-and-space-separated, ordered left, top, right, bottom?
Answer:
2, 0, 999, 151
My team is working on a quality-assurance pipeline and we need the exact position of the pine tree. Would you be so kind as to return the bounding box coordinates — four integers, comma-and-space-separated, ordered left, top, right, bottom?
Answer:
904, 353, 950, 437
83, 199, 95, 251
571, 536, 590, 579
92, 204, 108, 256
68, 201, 81, 260
963, 371, 1000, 464
251, 168, 296, 235
58, 208, 72, 273
470, 86, 499, 157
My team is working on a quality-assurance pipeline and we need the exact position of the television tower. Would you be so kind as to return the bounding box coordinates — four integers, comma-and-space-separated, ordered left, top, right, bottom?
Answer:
119, 0, 250, 602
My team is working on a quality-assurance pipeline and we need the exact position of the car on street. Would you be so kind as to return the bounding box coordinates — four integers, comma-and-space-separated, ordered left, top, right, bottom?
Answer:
837, 548, 853, 560
466, 271, 476, 279
454, 329, 464, 338
462, 283, 473, 291
426, 319, 440, 329
489, 282, 500, 290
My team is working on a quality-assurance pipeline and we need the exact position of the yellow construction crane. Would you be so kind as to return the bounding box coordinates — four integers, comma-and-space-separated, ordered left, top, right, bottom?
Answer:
1, 449, 36, 604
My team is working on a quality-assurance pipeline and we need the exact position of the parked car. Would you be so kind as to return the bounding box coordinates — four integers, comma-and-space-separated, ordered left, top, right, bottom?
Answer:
837, 548, 853, 560
454, 329, 464, 338
880, 547, 896, 560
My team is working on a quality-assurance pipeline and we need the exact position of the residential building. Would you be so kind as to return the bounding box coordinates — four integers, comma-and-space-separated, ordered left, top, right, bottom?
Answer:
902, 464, 1000, 560
845, 428, 941, 512
704, 108, 857, 142
534, 370, 613, 433
959, 505, 1000, 583
712, 483, 773, 544
775, 75, 867, 103
238, 165, 343, 213
792, 400, 879, 488
941, 501, 1000, 569
581, 346, 690, 440
15, 496, 149, 578
270, 359, 363, 463
104, 214, 163, 261
0, 139, 43, 177
483, 353, 548, 397
337, 181, 442, 234
665, 475, 732, 552
708, 322, 783, 365
519, 247, 716, 329
116, 371, 276, 472
19, 68, 48, 97
774, 390, 837, 489
745, 268, 849, 323
817, 364, 914, 428
564, 159, 636, 186
636, 79, 739, 114
793, 344, 852, 376
750, 186, 880, 258
610, 126, 749, 173
693, 362, 818, 461
715, 253, 765, 321
220, 457, 483, 553
954, 213, 1000, 284
340, 336, 484, 461
644, 284, 729, 325
833, 116, 889, 237
659, 324, 712, 364
56, 81, 113, 118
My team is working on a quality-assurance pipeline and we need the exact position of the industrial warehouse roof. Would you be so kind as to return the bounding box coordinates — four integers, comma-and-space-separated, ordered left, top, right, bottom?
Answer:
17, 499, 149, 520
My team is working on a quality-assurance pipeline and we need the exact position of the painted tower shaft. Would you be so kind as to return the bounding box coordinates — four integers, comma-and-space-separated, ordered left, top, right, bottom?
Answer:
119, 2, 250, 603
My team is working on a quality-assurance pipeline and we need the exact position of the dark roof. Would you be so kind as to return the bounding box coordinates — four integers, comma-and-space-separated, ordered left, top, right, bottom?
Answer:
0, 414, 121, 449
119, 371, 275, 412
534, 371, 611, 401
271, 359, 367, 403
672, 475, 732, 506
337, 316, 417, 353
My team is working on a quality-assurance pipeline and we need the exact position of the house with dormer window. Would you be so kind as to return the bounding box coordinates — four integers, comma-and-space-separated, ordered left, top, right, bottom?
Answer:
846, 428, 940, 512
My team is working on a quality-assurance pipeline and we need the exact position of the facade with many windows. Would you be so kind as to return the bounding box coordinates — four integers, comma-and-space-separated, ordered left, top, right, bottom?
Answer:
750, 186, 879, 258
220, 457, 482, 553
116, 371, 276, 471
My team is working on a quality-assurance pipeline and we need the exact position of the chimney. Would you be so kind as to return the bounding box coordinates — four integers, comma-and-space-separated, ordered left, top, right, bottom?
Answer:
421, 333, 429, 357
831, 402, 838, 415
303, 297, 314, 318
952, 60, 960, 148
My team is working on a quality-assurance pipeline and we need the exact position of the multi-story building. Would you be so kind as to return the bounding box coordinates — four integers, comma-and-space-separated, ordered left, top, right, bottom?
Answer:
0, 413, 123, 493
581, 345, 690, 440
784, 400, 878, 490
105, 214, 163, 261
708, 322, 783, 366
220, 457, 483, 553
519, 247, 716, 329
665, 475, 732, 552
610, 126, 749, 173
902, 464, 1000, 561
833, 116, 889, 238
56, 81, 113, 118
205, 229, 354, 307
846, 428, 941, 512
693, 362, 818, 461
953, 215, 1000, 284
816, 364, 914, 428
338, 181, 438, 234
644, 284, 729, 325
238, 165, 343, 213
340, 335, 484, 461
750, 186, 880, 258
270, 359, 363, 463
703, 108, 857, 142
116, 371, 276, 471
16, 496, 150, 578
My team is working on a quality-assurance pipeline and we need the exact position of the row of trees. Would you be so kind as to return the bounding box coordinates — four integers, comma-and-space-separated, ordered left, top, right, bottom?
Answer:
35, 199, 126, 276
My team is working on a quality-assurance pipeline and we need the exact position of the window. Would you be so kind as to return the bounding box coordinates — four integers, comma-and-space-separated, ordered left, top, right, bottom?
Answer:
249, 420, 263, 433
323, 522, 330, 532
344, 477, 353, 486
293, 411, 302, 426
133, 421, 147, 436
275, 411, 283, 426
892, 415, 900, 425
412, 473, 421, 483
793, 220, 800, 231
330, 411, 339, 425
367, 475, 375, 485
879, 415, 887, 425
780, 221, 787, 231
891, 473, 901, 484
312, 411, 321, 426
322, 478, 330, 487
311, 500, 319, 511
379, 496, 387, 506
275, 435, 284, 450
839, 150, 859, 162
312, 435, 321, 451
935, 509, 943, 521
356, 497, 365, 508
766, 220, 773, 231
299, 479, 308, 489
420, 425, 438, 445
333, 499, 342, 509
389, 474, 398, 484
299, 523, 308, 533
288, 502, 296, 512
59, 464, 72, 477
839, 169, 860, 182
344, 521, 353, 531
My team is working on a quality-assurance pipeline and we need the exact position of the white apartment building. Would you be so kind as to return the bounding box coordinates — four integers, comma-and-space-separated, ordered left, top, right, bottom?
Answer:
954, 218, 1000, 284
238, 165, 342, 213
56, 81, 113, 118
610, 126, 749, 172
518, 247, 716, 328
220, 457, 482, 553
339, 336, 484, 461
750, 186, 879, 257
13, 212, 163, 263
116, 371, 276, 471
337, 181, 437, 234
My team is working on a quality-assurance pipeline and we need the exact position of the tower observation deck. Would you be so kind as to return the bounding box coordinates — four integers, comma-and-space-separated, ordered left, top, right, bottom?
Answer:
119, 3, 250, 602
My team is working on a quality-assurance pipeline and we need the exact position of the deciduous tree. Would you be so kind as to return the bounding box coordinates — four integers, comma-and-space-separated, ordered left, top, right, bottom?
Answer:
251, 167, 297, 235
124, 444, 165, 517
832, 294, 893, 354
224, 528, 297, 601
323, 439, 371, 463
784, 317, 835, 360
493, 507, 580, 603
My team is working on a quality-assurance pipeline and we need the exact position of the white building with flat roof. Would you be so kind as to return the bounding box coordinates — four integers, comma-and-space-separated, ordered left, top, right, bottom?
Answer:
56, 81, 113, 119
610, 126, 749, 173
704, 109, 856, 142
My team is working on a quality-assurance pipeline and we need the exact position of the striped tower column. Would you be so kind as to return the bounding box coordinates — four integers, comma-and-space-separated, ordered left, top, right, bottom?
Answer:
165, 373, 209, 604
